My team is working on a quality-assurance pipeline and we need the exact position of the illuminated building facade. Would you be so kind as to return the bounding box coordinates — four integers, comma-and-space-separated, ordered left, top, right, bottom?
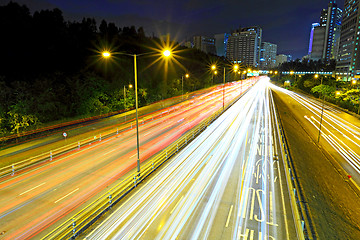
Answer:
336, 0, 360, 79
226, 26, 262, 67
193, 36, 217, 55
310, 0, 342, 61
260, 42, 277, 69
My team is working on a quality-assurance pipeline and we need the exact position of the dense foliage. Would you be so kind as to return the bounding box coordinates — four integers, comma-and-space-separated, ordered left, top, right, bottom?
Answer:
0, 2, 227, 136
271, 72, 360, 114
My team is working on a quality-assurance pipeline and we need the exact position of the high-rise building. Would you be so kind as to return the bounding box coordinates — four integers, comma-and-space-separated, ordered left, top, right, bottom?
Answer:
260, 42, 277, 69
324, 1, 342, 61
336, 0, 360, 79
193, 36, 217, 55
226, 26, 262, 67
214, 33, 230, 57
309, 23, 320, 55
276, 54, 289, 66
310, 0, 342, 61
311, 26, 326, 60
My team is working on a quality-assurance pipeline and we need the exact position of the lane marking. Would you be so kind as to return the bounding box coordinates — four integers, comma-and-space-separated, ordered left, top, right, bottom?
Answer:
277, 159, 290, 239
170, 195, 184, 214
225, 205, 233, 228
54, 188, 79, 203
130, 154, 137, 158
19, 182, 46, 196
103, 149, 117, 156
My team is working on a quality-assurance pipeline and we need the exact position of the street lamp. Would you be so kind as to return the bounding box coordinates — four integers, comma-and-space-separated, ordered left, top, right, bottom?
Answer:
233, 64, 239, 81
181, 73, 190, 101
211, 64, 217, 85
317, 74, 325, 143
123, 84, 133, 110
223, 67, 226, 111
163, 49, 171, 57
101, 49, 172, 173
102, 51, 111, 58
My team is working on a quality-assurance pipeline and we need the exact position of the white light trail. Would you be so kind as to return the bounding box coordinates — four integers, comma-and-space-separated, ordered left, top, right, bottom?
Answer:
87, 77, 293, 240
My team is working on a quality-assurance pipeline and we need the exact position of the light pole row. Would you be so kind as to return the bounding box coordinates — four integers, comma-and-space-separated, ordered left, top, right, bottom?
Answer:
102, 49, 172, 173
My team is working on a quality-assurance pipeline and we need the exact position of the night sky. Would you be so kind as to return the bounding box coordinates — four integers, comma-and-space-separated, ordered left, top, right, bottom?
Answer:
0, 0, 345, 59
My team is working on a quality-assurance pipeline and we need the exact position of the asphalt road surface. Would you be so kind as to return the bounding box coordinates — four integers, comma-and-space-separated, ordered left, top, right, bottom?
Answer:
271, 85, 360, 239
0, 80, 254, 239
87, 78, 297, 240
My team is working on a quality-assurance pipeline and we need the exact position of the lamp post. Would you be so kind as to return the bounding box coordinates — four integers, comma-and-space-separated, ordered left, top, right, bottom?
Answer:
123, 84, 133, 110
317, 75, 325, 143
238, 71, 242, 94
211, 64, 216, 85
223, 67, 226, 111
352, 80, 360, 114
181, 73, 189, 101
102, 49, 171, 173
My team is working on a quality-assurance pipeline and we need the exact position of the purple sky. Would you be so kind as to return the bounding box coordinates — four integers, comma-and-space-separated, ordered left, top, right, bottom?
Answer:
0, 0, 345, 59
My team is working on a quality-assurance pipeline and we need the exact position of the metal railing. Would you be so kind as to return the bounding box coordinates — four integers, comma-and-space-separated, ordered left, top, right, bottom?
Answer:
0, 101, 192, 178
41, 81, 251, 240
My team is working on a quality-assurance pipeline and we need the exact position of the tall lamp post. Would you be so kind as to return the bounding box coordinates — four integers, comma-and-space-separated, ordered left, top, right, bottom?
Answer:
181, 73, 189, 101
315, 74, 325, 143
223, 67, 226, 111
123, 84, 133, 110
211, 64, 216, 85
102, 49, 172, 173
351, 80, 360, 114
222, 64, 239, 111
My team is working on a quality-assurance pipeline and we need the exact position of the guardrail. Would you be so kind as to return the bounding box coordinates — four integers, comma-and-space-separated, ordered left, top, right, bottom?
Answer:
41, 80, 253, 240
270, 89, 316, 240
0, 79, 253, 179
0, 100, 191, 178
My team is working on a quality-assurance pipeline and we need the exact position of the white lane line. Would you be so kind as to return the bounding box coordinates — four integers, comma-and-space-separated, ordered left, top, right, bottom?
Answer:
54, 188, 79, 203
103, 149, 117, 156
225, 205, 233, 228
19, 182, 46, 196
277, 160, 290, 239
170, 195, 184, 214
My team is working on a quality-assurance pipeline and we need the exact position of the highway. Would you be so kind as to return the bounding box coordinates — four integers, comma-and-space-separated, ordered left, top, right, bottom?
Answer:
87, 78, 297, 240
271, 85, 360, 239
0, 79, 254, 239
272, 85, 360, 186
0, 85, 230, 168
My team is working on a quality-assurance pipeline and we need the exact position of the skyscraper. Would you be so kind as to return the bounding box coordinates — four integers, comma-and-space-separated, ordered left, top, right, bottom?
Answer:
226, 26, 262, 67
311, 26, 326, 60
323, 1, 342, 61
276, 54, 289, 66
260, 42, 277, 69
193, 36, 217, 55
310, 0, 342, 61
214, 33, 230, 57
309, 23, 320, 55
336, 0, 360, 79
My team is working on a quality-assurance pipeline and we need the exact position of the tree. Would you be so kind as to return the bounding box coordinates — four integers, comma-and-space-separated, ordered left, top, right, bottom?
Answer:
311, 84, 336, 97
340, 89, 360, 105
7, 107, 39, 135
